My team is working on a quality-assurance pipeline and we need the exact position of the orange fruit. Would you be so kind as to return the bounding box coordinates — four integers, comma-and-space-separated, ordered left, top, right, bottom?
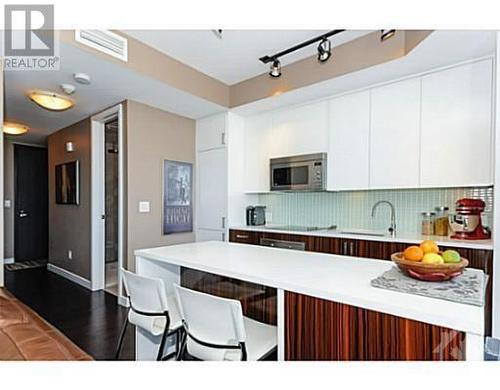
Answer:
419, 240, 439, 254
403, 246, 424, 261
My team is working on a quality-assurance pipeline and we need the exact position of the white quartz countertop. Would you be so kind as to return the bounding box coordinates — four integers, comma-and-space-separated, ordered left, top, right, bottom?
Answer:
230, 225, 493, 250
135, 241, 484, 335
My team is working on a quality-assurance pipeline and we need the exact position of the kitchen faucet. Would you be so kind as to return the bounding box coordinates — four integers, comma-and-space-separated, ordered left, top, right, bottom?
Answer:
371, 201, 396, 237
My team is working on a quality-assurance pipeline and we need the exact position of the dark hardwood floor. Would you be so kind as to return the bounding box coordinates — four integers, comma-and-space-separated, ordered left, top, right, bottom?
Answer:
4, 266, 135, 360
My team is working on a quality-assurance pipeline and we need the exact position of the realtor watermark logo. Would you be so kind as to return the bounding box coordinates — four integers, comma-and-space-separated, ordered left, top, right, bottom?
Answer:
2, 4, 60, 70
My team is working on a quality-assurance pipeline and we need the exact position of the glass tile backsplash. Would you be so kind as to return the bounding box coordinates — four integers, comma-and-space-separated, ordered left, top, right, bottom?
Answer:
258, 187, 494, 234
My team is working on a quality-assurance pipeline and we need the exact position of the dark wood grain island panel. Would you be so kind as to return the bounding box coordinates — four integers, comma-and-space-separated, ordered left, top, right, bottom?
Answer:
285, 291, 465, 361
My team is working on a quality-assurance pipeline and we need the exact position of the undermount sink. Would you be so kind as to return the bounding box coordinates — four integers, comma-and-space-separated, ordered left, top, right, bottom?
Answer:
339, 229, 386, 237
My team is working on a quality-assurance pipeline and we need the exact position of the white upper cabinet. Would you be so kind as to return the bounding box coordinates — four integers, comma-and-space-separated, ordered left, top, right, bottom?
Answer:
271, 101, 329, 158
244, 112, 274, 192
197, 113, 227, 151
420, 59, 493, 187
328, 90, 370, 190
197, 147, 228, 230
370, 78, 421, 189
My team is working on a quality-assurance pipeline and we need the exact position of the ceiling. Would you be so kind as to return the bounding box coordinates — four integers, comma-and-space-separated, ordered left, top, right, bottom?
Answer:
124, 30, 374, 85
4, 40, 226, 144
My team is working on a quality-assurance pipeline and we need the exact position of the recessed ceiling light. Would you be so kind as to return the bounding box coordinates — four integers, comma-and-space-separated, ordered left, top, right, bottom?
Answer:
73, 72, 91, 85
380, 29, 396, 42
3, 121, 29, 135
269, 59, 281, 78
27, 90, 75, 111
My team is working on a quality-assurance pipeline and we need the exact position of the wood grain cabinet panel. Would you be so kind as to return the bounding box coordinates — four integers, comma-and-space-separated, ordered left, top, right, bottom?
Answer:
285, 291, 465, 361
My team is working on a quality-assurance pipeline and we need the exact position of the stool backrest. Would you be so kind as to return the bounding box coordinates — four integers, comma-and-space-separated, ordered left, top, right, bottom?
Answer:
174, 284, 246, 360
122, 268, 168, 314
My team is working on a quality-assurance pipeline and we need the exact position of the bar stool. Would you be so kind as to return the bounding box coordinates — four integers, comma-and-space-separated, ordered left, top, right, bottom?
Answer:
174, 284, 277, 361
115, 269, 182, 360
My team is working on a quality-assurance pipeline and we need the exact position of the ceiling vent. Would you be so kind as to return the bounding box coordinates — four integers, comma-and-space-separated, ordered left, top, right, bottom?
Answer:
75, 30, 128, 62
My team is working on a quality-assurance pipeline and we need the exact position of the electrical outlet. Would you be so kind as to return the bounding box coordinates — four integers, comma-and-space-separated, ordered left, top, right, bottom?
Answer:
68, 250, 73, 260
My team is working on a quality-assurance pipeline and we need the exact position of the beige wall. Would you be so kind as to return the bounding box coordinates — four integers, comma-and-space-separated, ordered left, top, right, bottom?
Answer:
48, 118, 92, 280
3, 139, 14, 259
125, 100, 196, 271
1, 67, 3, 286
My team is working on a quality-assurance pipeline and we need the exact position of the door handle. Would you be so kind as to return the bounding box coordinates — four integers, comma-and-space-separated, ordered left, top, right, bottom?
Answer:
18, 210, 28, 218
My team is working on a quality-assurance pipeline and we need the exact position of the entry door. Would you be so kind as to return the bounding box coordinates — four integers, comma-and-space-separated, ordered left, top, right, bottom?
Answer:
14, 145, 48, 262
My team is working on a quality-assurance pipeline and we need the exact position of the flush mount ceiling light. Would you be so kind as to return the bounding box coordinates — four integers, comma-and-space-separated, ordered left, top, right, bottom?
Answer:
260, 30, 345, 78
27, 90, 75, 111
3, 121, 29, 135
317, 38, 331, 62
269, 59, 282, 78
380, 29, 396, 42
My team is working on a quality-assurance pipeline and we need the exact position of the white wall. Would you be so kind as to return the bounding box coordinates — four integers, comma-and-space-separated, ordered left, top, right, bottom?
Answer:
1, 63, 4, 287
492, 32, 500, 338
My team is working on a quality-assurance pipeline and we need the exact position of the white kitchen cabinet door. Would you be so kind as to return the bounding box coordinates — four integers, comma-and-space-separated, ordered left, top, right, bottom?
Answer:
197, 148, 228, 230
243, 112, 273, 192
328, 90, 370, 190
420, 60, 493, 187
196, 113, 227, 152
370, 78, 421, 189
196, 229, 225, 242
271, 101, 329, 158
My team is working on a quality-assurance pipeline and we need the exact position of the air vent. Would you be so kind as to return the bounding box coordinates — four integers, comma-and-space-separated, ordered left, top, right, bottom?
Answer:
75, 30, 128, 62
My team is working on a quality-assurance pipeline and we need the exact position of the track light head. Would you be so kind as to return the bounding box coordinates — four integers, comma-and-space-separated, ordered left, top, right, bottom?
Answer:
317, 38, 331, 62
269, 59, 282, 78
380, 29, 396, 42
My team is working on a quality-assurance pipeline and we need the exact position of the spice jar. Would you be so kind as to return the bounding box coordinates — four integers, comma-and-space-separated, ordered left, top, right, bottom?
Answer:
434, 206, 449, 236
421, 212, 436, 235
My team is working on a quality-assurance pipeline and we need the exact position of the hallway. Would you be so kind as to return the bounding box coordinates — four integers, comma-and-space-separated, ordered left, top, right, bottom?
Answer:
4, 267, 135, 360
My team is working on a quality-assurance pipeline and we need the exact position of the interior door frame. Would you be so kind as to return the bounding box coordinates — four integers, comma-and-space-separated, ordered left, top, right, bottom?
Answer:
90, 104, 126, 305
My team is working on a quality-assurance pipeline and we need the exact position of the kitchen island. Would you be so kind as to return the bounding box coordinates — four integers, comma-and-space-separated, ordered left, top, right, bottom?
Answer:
135, 241, 485, 361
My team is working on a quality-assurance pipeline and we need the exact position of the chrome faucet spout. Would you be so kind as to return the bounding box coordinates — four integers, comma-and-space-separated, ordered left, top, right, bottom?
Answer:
371, 200, 397, 237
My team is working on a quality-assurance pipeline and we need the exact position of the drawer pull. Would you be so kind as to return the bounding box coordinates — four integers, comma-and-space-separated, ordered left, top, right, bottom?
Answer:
236, 234, 249, 239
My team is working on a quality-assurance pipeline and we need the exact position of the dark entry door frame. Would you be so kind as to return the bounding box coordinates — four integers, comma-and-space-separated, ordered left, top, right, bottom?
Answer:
14, 144, 48, 262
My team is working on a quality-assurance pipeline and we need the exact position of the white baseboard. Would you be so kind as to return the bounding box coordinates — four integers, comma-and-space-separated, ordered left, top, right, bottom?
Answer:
4, 258, 14, 264
47, 263, 92, 290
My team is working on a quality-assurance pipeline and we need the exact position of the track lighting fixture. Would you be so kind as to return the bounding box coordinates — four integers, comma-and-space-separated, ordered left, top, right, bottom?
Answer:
380, 29, 396, 42
269, 59, 281, 78
317, 38, 331, 62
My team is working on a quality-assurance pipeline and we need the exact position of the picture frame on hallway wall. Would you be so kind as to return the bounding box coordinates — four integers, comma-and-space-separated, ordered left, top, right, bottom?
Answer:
55, 160, 80, 205
162, 160, 193, 234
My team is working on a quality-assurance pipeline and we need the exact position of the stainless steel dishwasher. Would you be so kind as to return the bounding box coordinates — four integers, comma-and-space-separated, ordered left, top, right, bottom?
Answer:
259, 238, 305, 251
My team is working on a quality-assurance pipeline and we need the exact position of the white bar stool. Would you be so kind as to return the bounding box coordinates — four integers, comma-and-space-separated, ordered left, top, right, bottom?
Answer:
174, 284, 277, 361
116, 268, 182, 360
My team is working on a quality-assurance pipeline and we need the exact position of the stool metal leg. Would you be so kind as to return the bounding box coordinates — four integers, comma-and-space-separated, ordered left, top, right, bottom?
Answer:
156, 316, 171, 361
115, 311, 129, 360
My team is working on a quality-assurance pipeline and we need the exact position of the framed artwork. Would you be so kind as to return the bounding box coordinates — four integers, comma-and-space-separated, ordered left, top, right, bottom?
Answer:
163, 160, 193, 234
55, 160, 79, 205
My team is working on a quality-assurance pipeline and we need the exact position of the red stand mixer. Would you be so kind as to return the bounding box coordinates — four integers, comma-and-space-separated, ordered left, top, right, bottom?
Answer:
449, 198, 491, 240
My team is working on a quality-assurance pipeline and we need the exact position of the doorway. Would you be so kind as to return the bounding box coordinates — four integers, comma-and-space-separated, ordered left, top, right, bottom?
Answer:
14, 144, 48, 263
104, 119, 119, 295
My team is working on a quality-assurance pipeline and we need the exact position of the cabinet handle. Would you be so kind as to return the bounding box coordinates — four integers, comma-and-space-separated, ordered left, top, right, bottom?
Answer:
342, 241, 348, 255
350, 242, 354, 256
221, 217, 226, 229
222, 232, 226, 242
221, 132, 226, 145
236, 234, 249, 239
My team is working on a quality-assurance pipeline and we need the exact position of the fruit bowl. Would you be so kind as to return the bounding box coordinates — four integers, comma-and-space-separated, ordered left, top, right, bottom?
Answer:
391, 252, 469, 282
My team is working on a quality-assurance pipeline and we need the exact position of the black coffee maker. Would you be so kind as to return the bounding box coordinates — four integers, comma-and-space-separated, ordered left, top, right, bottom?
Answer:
246, 206, 266, 226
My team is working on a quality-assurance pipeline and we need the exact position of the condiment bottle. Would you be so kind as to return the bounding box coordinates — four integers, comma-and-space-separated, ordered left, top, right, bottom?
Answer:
434, 206, 449, 236
421, 212, 436, 235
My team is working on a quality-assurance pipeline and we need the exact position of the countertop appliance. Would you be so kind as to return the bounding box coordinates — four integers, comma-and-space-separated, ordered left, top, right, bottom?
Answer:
270, 153, 327, 192
449, 198, 491, 240
246, 206, 266, 226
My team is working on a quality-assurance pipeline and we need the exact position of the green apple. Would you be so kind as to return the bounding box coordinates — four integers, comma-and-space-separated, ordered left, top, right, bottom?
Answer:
442, 250, 461, 264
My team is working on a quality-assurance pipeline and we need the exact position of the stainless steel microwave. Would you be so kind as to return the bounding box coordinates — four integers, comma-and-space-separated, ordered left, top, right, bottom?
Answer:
270, 153, 327, 191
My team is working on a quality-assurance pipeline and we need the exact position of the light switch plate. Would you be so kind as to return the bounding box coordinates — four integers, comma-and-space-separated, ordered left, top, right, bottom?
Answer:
139, 201, 150, 213
4, 200, 11, 208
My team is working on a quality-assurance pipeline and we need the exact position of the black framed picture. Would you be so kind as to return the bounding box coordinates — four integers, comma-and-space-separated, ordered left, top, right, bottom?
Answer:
163, 160, 192, 234
55, 160, 79, 205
